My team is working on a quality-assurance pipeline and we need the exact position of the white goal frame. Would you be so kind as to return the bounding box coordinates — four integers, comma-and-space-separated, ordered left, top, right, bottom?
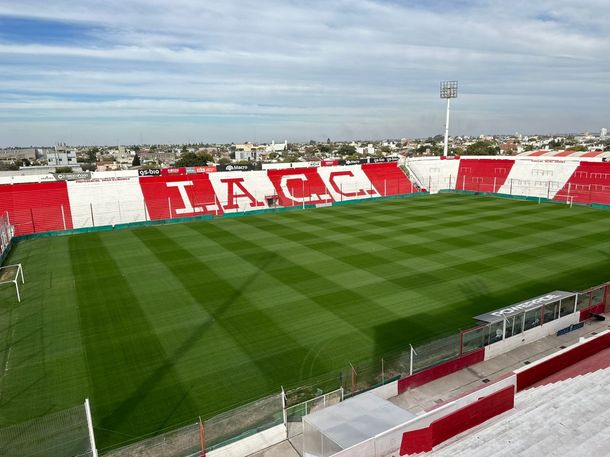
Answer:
0, 263, 25, 302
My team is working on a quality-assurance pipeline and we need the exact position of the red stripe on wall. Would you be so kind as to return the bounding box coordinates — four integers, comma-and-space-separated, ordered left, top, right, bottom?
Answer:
553, 150, 577, 157
139, 174, 222, 220
580, 303, 606, 321
266, 168, 333, 206
554, 162, 610, 205
400, 386, 515, 455
360, 163, 415, 196
398, 348, 485, 394
0, 182, 73, 235
400, 426, 433, 454
455, 159, 515, 192
516, 332, 610, 391
581, 151, 604, 158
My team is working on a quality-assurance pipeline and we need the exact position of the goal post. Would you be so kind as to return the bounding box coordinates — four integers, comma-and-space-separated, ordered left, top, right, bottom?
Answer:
0, 263, 24, 302
553, 194, 575, 207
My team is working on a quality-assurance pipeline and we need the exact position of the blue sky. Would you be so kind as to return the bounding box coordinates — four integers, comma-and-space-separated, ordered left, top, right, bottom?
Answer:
0, 0, 608, 146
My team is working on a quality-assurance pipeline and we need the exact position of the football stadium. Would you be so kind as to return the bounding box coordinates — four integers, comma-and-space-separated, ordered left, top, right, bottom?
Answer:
1, 157, 610, 456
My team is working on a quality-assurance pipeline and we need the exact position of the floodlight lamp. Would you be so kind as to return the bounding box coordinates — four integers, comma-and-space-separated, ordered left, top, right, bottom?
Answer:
440, 81, 458, 99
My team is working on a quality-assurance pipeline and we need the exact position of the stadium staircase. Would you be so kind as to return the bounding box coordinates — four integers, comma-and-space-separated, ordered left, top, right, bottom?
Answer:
398, 158, 426, 191
424, 367, 610, 457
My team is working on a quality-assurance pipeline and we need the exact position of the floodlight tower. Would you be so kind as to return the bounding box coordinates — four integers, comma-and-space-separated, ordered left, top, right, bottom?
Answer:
440, 81, 458, 157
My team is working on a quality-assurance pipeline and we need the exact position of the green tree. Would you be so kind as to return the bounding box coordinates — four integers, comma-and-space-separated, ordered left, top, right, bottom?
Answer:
218, 157, 231, 165
318, 144, 331, 154
87, 148, 99, 163
198, 152, 213, 163
0, 162, 19, 171
282, 153, 300, 163
55, 166, 74, 173
466, 140, 498, 156
132, 154, 141, 166
175, 152, 212, 167
566, 145, 587, 152
337, 145, 357, 156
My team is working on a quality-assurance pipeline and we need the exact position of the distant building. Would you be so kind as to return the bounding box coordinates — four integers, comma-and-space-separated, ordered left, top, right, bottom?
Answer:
601, 128, 607, 139
47, 143, 77, 167
266, 140, 288, 153
0, 148, 37, 162
235, 150, 254, 161
356, 144, 375, 155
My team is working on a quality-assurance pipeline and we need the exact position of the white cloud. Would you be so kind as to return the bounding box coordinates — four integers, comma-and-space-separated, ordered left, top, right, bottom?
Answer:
0, 0, 609, 145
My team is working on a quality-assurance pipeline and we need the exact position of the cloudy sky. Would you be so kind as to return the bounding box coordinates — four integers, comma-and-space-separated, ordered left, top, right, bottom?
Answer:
0, 0, 609, 146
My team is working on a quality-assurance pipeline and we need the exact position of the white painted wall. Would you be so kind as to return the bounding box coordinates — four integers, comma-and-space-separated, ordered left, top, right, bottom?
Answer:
369, 380, 398, 400
67, 177, 146, 228
208, 170, 277, 213
497, 160, 580, 198
406, 158, 460, 194
317, 165, 378, 201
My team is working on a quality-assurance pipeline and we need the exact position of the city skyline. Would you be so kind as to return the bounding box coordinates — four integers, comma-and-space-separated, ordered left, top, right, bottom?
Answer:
0, 0, 609, 147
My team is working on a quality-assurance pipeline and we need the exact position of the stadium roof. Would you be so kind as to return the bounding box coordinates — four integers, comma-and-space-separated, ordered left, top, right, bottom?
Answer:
474, 290, 574, 323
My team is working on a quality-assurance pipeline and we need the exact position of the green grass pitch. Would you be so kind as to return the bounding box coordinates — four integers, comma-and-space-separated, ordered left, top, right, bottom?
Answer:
1, 194, 610, 450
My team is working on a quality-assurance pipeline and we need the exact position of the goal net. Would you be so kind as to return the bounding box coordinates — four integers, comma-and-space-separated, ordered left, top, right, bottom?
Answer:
0, 211, 14, 258
0, 400, 97, 457
0, 263, 24, 302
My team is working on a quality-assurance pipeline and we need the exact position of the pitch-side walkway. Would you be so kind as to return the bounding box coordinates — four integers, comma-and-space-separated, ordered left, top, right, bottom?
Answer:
251, 314, 610, 457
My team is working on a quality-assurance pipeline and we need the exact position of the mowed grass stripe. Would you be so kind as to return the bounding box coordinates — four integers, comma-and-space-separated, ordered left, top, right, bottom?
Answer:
0, 236, 88, 423
104, 230, 268, 380
69, 233, 197, 450
3, 194, 610, 450
187, 220, 422, 357
131, 227, 333, 390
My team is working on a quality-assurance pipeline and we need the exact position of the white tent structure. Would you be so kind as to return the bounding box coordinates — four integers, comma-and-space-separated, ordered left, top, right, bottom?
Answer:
303, 392, 415, 457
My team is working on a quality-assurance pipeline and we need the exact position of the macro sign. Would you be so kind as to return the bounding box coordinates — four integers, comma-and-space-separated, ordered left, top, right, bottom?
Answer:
217, 163, 255, 172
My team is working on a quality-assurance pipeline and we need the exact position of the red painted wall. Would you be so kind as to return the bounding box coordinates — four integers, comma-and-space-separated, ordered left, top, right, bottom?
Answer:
400, 427, 433, 454
398, 348, 485, 394
516, 332, 610, 391
554, 162, 610, 205
456, 159, 514, 192
361, 162, 415, 196
580, 303, 606, 321
400, 385, 514, 455
0, 182, 73, 235
267, 168, 334, 206
139, 174, 222, 220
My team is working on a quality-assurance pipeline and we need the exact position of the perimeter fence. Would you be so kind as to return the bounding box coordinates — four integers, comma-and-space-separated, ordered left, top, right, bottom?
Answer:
414, 171, 610, 206
4, 177, 418, 237
0, 282, 607, 456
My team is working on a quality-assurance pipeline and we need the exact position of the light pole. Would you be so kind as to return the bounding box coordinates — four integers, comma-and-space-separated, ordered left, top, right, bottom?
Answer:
440, 81, 458, 157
